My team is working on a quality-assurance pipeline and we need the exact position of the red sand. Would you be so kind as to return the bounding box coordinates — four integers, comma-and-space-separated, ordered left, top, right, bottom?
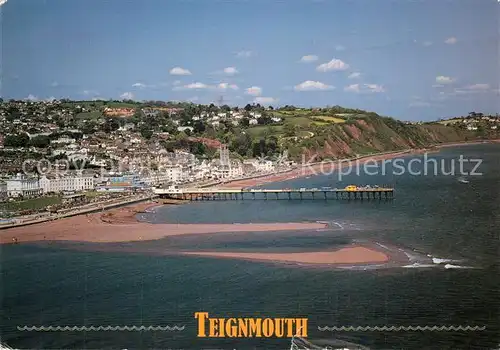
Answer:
183, 246, 389, 265
0, 203, 327, 244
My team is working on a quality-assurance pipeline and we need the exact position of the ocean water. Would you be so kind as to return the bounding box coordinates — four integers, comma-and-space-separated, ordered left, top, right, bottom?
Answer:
1, 144, 499, 349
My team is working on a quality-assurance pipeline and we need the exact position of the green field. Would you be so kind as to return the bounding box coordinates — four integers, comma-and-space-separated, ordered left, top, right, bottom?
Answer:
0, 196, 61, 211
246, 125, 284, 137
310, 115, 346, 123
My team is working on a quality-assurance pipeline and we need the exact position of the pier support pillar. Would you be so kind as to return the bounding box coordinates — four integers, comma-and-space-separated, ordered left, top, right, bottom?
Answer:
288, 192, 291, 200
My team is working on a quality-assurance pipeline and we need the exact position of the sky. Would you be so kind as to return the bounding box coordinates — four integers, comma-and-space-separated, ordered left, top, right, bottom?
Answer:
1, 0, 498, 121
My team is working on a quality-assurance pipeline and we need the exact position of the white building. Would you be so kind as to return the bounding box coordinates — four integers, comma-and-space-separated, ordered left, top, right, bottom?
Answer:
157, 165, 187, 184
228, 160, 244, 178
243, 159, 275, 173
39, 175, 94, 194
6, 174, 43, 198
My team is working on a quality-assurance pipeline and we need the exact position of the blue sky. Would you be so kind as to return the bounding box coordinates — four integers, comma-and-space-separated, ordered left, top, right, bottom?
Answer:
1, 0, 498, 120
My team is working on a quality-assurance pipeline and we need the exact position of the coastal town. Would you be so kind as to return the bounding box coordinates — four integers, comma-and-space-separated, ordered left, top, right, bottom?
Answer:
0, 98, 299, 223
0, 98, 498, 224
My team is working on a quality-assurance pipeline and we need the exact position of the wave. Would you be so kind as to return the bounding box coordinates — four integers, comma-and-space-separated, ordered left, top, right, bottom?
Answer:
402, 263, 437, 268
432, 257, 462, 264
444, 264, 476, 269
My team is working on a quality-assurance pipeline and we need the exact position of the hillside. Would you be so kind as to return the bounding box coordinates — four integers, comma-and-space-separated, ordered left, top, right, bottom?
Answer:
278, 114, 499, 160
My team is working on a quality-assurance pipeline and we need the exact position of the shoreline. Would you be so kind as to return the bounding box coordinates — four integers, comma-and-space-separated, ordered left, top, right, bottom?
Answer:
0, 139, 497, 268
214, 139, 500, 189
0, 199, 404, 267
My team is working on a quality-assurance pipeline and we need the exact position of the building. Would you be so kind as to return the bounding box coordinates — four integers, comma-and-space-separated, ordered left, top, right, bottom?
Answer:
0, 181, 7, 200
39, 175, 94, 194
243, 159, 275, 173
6, 174, 43, 198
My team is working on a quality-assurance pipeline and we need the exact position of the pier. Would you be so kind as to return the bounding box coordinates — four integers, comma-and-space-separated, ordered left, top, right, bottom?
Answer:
153, 186, 394, 201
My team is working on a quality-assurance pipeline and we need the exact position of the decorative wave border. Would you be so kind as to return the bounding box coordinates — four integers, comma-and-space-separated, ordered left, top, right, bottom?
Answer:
318, 325, 487, 332
17, 325, 185, 332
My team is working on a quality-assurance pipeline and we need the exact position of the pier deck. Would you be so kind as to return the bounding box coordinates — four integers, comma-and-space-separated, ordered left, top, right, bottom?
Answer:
154, 187, 394, 201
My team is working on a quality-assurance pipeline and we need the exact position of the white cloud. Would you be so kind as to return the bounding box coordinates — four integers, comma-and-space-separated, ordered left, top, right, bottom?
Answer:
365, 84, 385, 93
25, 94, 38, 101
348, 72, 361, 79
254, 96, 277, 105
132, 83, 147, 89
46, 96, 56, 102
436, 76, 455, 84
184, 82, 209, 89
423, 41, 433, 47
236, 50, 253, 58
294, 80, 334, 91
465, 83, 490, 90
169, 67, 192, 75
344, 84, 360, 93
172, 80, 181, 86
173, 82, 238, 91
335, 45, 346, 51
223, 67, 238, 75
300, 55, 318, 63
120, 92, 134, 100
0, 0, 8, 7
218, 83, 239, 90
316, 58, 350, 72
344, 84, 384, 93
450, 84, 492, 95
444, 37, 458, 45
245, 86, 262, 96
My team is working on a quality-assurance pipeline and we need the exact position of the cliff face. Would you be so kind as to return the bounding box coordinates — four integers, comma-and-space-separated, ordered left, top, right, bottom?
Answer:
298, 116, 498, 160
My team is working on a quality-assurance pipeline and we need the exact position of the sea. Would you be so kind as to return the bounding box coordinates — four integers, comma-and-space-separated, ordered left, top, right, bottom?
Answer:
1, 144, 499, 350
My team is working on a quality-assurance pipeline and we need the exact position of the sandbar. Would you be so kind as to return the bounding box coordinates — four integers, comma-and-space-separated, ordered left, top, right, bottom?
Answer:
0, 203, 327, 244
182, 246, 389, 265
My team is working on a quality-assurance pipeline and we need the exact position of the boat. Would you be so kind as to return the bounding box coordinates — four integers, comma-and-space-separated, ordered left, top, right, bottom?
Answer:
458, 177, 469, 184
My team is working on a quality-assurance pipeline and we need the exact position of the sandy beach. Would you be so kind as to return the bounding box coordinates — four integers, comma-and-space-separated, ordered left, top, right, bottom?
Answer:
182, 246, 389, 265
0, 200, 408, 267
3, 141, 493, 266
0, 202, 327, 244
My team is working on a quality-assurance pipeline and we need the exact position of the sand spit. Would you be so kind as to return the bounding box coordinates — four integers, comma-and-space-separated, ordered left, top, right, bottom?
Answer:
182, 246, 389, 265
0, 203, 327, 244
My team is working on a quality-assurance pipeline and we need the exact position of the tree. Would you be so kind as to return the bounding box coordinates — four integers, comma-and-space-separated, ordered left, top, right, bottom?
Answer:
193, 120, 206, 134
242, 118, 251, 127
29, 135, 51, 148
140, 127, 153, 140
244, 104, 252, 112
230, 132, 252, 157
102, 118, 120, 133
5, 133, 30, 148
283, 123, 296, 137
